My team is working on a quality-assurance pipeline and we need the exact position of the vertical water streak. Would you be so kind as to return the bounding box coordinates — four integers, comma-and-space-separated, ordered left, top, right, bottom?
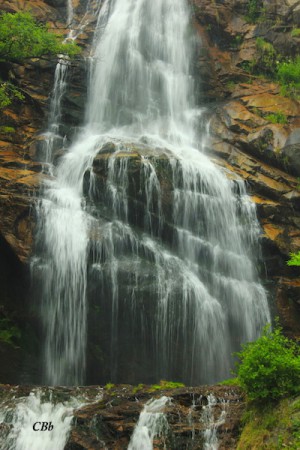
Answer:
128, 397, 170, 450
201, 394, 227, 450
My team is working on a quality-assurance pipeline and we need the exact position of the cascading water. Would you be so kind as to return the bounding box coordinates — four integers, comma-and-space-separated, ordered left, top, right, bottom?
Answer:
128, 397, 170, 450
201, 394, 227, 450
34, 0, 270, 385
0, 390, 79, 450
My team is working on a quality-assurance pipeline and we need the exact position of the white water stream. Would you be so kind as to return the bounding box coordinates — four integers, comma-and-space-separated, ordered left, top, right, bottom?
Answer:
202, 394, 227, 450
128, 396, 170, 450
0, 390, 80, 450
34, 0, 270, 385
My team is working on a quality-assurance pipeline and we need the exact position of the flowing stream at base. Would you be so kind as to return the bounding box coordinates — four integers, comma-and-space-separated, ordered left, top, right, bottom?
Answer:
33, 0, 270, 385
0, 390, 82, 450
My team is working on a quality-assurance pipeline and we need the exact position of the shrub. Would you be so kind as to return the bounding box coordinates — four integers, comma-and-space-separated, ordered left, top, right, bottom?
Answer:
0, 11, 80, 109
0, 11, 80, 62
0, 82, 24, 109
236, 324, 300, 401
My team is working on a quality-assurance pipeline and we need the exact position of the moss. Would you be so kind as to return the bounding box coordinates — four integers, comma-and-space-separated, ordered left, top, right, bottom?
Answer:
148, 380, 185, 392
238, 396, 300, 449
0, 126, 15, 133
132, 383, 145, 394
218, 377, 240, 386
105, 383, 115, 390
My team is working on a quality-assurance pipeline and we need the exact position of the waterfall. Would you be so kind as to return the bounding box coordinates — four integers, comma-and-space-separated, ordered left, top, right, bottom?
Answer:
0, 390, 79, 450
128, 397, 170, 450
34, 0, 270, 385
201, 394, 227, 449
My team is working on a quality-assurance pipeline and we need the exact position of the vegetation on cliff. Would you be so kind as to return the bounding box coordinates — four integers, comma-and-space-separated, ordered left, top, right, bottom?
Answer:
236, 324, 300, 401
0, 11, 80, 108
238, 396, 300, 449
221, 325, 300, 448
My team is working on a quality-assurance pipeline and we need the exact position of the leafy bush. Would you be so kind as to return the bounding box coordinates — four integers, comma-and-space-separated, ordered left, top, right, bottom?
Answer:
0, 11, 79, 62
236, 324, 300, 401
288, 252, 300, 266
0, 11, 80, 109
0, 82, 24, 109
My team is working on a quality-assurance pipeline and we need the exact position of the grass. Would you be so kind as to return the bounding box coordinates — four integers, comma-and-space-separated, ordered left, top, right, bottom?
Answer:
237, 396, 300, 449
218, 377, 240, 386
148, 380, 185, 392
265, 112, 288, 124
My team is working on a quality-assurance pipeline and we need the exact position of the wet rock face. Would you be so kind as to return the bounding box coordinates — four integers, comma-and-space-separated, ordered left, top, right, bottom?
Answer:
0, 384, 245, 449
67, 385, 245, 450
84, 142, 174, 235
190, 0, 300, 336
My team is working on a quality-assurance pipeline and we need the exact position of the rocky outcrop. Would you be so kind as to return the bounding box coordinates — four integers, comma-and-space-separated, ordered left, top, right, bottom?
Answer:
191, 0, 300, 337
0, 384, 245, 449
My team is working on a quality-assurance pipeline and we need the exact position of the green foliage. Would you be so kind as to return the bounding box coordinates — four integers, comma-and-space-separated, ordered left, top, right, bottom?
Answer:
287, 252, 300, 266
291, 28, 300, 38
265, 112, 288, 124
132, 383, 145, 394
235, 324, 300, 401
277, 57, 300, 99
0, 126, 15, 133
149, 380, 185, 392
245, 0, 263, 23
218, 377, 240, 386
0, 318, 21, 347
0, 11, 80, 62
0, 81, 24, 109
105, 382, 115, 390
238, 397, 300, 449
